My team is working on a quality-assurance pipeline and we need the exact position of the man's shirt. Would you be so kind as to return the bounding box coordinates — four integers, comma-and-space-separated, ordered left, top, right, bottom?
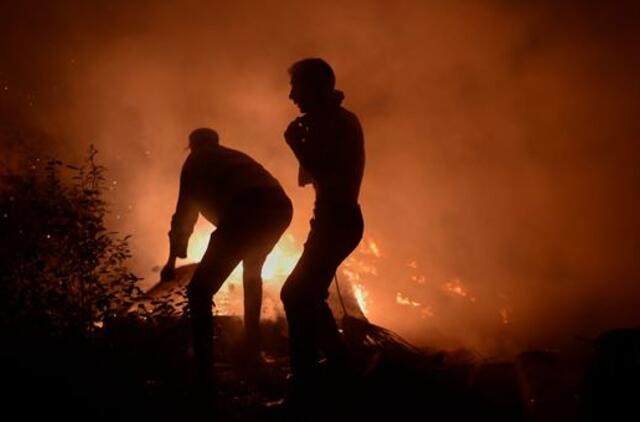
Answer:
289, 106, 365, 215
169, 145, 283, 258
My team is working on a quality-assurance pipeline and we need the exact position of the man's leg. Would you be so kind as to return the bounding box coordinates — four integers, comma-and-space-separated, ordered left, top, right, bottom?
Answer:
281, 216, 363, 383
281, 230, 347, 382
242, 252, 266, 359
187, 229, 244, 391
317, 210, 364, 370
281, 258, 321, 383
243, 194, 292, 360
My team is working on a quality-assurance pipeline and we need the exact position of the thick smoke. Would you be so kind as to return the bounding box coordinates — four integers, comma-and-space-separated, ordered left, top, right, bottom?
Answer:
1, 0, 639, 356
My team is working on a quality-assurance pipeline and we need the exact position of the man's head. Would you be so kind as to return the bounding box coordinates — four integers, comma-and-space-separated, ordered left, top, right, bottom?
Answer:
188, 127, 219, 152
288, 58, 336, 113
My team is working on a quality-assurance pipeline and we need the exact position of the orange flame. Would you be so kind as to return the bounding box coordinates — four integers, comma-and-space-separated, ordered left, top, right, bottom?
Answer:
352, 283, 369, 316
444, 278, 476, 302
185, 222, 300, 284
184, 225, 378, 319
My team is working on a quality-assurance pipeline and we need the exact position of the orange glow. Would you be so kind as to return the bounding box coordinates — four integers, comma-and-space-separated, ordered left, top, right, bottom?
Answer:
260, 233, 300, 280
368, 239, 381, 258
186, 222, 212, 263
186, 224, 300, 285
358, 237, 382, 258
411, 274, 426, 284
396, 292, 421, 307
182, 225, 374, 318
444, 278, 477, 303
352, 283, 369, 316
500, 308, 510, 325
421, 306, 434, 318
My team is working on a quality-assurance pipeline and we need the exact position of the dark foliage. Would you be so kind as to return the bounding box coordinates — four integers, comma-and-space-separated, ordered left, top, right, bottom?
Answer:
0, 145, 143, 338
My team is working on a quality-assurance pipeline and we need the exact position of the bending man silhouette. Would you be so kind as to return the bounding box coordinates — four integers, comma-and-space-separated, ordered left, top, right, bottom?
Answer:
161, 128, 292, 389
281, 58, 365, 398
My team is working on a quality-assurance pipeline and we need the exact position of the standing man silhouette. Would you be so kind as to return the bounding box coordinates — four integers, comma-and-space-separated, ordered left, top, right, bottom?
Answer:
161, 128, 292, 394
281, 58, 365, 402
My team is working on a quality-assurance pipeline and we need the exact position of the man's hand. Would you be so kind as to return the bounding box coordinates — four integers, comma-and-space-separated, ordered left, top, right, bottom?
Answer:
160, 264, 175, 282
284, 117, 309, 147
160, 256, 177, 282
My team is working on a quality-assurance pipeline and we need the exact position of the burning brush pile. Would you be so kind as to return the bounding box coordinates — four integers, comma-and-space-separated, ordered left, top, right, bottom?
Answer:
107, 256, 636, 421
114, 238, 640, 421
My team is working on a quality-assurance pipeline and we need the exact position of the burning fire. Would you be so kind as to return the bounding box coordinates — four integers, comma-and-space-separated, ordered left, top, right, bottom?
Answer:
260, 234, 300, 280
444, 278, 476, 302
185, 222, 300, 283
183, 224, 518, 338
166, 224, 515, 337
396, 292, 421, 307
352, 283, 369, 315
183, 222, 376, 318
186, 221, 212, 263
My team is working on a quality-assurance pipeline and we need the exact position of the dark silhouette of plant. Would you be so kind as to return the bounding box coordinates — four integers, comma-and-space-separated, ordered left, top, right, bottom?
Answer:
0, 145, 143, 338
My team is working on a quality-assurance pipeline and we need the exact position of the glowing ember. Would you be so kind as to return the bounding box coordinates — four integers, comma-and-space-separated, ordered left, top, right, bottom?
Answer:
444, 278, 476, 302
341, 267, 361, 282
421, 306, 434, 318
368, 239, 381, 257
353, 261, 378, 276
396, 292, 421, 307
411, 274, 426, 284
357, 236, 382, 257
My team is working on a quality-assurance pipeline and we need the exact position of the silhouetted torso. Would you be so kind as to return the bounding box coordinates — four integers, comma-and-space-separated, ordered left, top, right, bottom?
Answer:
181, 145, 281, 223
170, 145, 284, 258
292, 106, 365, 216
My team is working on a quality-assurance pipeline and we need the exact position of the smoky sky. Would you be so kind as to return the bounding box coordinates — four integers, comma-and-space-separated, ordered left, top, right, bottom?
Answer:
1, 0, 639, 356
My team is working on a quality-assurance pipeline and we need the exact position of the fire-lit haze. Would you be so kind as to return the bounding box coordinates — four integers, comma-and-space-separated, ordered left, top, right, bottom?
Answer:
1, 0, 639, 357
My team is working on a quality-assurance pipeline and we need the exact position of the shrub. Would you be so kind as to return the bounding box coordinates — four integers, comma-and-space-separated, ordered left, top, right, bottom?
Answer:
0, 145, 143, 338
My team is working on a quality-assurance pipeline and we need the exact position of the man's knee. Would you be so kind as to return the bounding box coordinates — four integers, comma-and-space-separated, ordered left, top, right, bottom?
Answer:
280, 279, 299, 310
280, 279, 320, 312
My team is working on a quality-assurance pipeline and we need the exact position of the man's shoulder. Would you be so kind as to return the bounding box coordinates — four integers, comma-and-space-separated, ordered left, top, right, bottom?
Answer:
338, 106, 362, 127
338, 106, 359, 121
182, 149, 218, 175
338, 106, 363, 138
181, 153, 196, 171
217, 145, 260, 165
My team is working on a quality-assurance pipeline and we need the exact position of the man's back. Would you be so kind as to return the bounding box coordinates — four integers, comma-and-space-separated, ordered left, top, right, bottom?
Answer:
180, 145, 283, 224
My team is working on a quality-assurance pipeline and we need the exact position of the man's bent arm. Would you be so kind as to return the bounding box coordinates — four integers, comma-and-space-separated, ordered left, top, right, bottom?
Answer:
285, 119, 329, 183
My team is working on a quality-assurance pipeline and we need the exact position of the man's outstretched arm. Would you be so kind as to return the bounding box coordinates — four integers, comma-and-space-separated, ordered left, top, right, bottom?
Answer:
161, 165, 198, 281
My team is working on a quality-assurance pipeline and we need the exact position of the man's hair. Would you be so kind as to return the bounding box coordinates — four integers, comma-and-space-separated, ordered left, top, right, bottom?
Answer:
189, 127, 219, 149
289, 58, 336, 92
